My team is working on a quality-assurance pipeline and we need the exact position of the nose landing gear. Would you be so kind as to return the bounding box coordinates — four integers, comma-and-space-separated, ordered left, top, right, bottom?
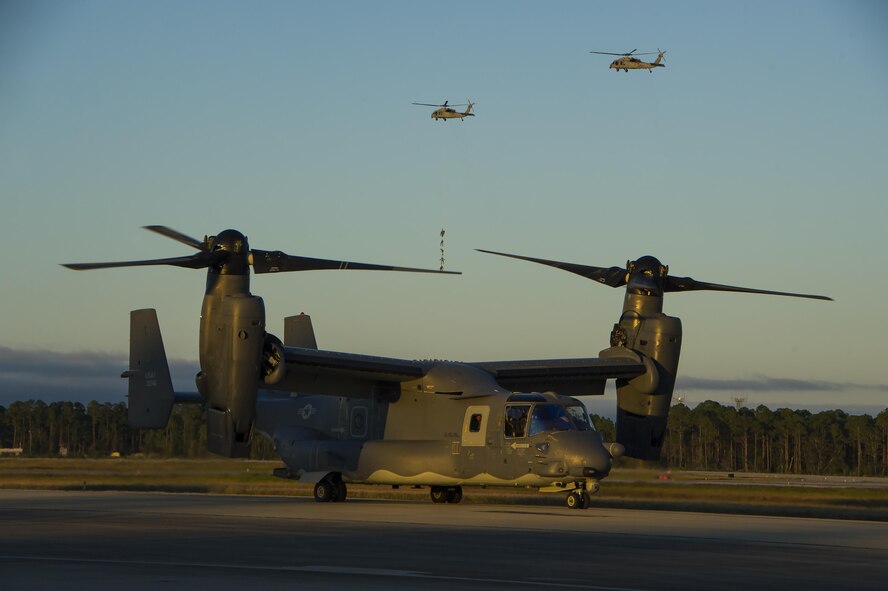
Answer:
566, 490, 590, 509
565, 479, 599, 510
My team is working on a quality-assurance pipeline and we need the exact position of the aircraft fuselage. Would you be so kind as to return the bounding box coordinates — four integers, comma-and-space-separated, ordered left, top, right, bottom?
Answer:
255, 374, 614, 491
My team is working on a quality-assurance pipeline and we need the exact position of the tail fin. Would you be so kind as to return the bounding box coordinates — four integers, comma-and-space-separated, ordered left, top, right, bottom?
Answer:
124, 309, 176, 428
124, 309, 201, 429
654, 49, 666, 66
464, 101, 474, 115
284, 313, 318, 349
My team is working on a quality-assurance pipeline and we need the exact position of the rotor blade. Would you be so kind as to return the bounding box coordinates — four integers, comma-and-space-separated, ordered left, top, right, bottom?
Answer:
250, 250, 460, 275
413, 103, 443, 107
143, 225, 205, 250
476, 249, 627, 288
62, 252, 224, 271
664, 276, 833, 301
589, 51, 626, 56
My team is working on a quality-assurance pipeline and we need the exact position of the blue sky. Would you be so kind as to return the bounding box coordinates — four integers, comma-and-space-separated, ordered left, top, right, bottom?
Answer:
1, 0, 886, 412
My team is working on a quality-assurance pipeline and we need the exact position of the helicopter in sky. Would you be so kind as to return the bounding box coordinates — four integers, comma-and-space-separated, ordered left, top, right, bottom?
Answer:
590, 49, 666, 72
64, 227, 829, 510
412, 100, 475, 121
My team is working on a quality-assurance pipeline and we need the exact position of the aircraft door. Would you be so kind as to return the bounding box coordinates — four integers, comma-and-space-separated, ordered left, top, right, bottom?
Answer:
461, 406, 489, 478
461, 406, 489, 447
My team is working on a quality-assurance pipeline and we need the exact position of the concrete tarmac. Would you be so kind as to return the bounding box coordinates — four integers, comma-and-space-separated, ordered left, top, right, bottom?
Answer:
1, 489, 886, 590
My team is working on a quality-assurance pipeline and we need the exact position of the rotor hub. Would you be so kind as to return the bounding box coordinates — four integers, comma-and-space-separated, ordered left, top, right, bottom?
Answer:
209, 229, 250, 275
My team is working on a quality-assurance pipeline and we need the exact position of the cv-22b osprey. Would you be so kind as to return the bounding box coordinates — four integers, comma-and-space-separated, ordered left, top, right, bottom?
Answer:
64, 227, 830, 509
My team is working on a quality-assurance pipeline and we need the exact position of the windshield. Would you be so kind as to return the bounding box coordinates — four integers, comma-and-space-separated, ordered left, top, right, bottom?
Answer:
566, 405, 594, 431
528, 404, 574, 436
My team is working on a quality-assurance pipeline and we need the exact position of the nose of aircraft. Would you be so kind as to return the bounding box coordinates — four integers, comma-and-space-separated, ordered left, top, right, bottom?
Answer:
543, 431, 614, 480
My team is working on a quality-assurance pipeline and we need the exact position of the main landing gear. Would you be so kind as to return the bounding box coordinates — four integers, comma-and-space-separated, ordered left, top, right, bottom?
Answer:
313, 473, 347, 502
430, 485, 463, 504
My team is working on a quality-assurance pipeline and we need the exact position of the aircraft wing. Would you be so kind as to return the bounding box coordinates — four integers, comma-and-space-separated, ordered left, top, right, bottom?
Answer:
267, 344, 648, 399
471, 353, 647, 397
266, 346, 428, 399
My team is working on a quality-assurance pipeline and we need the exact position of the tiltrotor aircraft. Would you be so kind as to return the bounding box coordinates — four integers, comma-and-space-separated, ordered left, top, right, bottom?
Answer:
590, 49, 666, 72
412, 100, 475, 121
64, 227, 830, 510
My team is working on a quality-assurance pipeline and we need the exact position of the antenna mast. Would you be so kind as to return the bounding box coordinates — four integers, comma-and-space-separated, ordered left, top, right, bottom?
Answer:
439, 228, 446, 271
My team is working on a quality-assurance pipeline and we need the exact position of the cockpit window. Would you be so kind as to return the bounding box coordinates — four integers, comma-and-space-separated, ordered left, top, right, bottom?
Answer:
504, 404, 530, 438
566, 405, 594, 431
528, 404, 574, 437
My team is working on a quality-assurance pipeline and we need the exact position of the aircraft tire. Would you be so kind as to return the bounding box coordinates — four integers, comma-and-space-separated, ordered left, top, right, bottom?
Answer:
566, 491, 586, 509
313, 479, 335, 503
445, 486, 463, 504
333, 480, 347, 502
430, 486, 447, 503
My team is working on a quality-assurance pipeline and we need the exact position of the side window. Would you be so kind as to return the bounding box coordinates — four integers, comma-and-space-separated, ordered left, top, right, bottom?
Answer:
504, 404, 530, 438
350, 406, 368, 438
462, 405, 489, 447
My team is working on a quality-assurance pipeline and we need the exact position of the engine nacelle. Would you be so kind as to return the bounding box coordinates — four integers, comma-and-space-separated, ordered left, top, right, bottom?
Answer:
612, 296, 682, 461
199, 285, 266, 458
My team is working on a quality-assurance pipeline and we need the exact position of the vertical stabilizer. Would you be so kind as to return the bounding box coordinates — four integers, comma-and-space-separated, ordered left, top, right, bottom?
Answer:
124, 309, 175, 428
285, 313, 318, 349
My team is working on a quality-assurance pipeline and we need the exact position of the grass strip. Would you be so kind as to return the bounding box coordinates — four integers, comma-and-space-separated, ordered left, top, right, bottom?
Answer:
2, 458, 887, 521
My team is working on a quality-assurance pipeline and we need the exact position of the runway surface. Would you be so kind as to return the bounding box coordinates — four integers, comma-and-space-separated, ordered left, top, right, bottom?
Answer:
1, 489, 886, 590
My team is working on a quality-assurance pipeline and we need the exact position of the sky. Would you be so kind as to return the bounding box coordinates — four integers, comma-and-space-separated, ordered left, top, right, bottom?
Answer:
1, 0, 886, 415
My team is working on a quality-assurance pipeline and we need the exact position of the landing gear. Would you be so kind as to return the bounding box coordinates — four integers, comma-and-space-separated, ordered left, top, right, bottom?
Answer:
430, 485, 462, 504
333, 479, 347, 502
314, 473, 347, 503
313, 479, 334, 502
445, 486, 463, 504
565, 490, 591, 509
430, 486, 447, 503
565, 480, 598, 510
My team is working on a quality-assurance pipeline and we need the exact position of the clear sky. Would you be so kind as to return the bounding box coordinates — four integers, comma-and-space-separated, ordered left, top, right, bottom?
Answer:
1, 0, 886, 413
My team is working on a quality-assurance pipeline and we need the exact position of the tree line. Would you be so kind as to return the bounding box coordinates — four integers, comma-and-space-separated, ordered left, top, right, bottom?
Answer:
1, 399, 887, 476
662, 402, 888, 476
0, 400, 275, 460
